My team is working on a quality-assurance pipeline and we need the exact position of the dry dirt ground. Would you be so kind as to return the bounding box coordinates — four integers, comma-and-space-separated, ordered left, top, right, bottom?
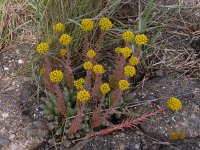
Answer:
0, 44, 45, 149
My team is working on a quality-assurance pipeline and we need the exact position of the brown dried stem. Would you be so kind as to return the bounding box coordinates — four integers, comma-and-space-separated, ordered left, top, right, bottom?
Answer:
94, 107, 166, 136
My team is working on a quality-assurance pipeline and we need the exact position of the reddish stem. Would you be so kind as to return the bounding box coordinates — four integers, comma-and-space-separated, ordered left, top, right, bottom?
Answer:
54, 83, 68, 117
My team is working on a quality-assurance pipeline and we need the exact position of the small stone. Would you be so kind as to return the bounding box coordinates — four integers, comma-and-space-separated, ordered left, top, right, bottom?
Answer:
9, 134, 15, 140
119, 133, 125, 137
135, 130, 143, 135
142, 145, 148, 150
33, 121, 45, 128
198, 141, 200, 147
4, 67, 9, 71
62, 140, 72, 148
18, 59, 24, 64
2, 113, 9, 119
119, 143, 125, 149
156, 70, 164, 77
135, 144, 140, 149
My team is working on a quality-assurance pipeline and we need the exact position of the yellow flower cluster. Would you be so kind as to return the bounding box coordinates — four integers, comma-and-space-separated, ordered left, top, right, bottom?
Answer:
49, 70, 64, 83
59, 34, 72, 46
83, 61, 93, 70
115, 47, 122, 54
167, 97, 182, 111
77, 89, 91, 102
118, 80, 130, 91
86, 49, 96, 58
129, 56, 139, 65
169, 132, 185, 140
134, 34, 148, 47
80, 19, 94, 32
99, 18, 112, 31
74, 78, 85, 90
40, 67, 46, 75
53, 22, 65, 32
100, 83, 111, 94
121, 47, 132, 58
93, 64, 105, 74
124, 65, 136, 77
60, 49, 67, 56
36, 42, 49, 54
122, 31, 134, 42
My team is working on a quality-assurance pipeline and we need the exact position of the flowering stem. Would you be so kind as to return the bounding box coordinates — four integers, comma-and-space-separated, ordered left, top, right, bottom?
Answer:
92, 89, 123, 128
91, 94, 105, 128
91, 74, 102, 98
43, 54, 54, 92
85, 70, 92, 91
83, 33, 89, 57
95, 31, 105, 57
114, 56, 126, 82
68, 102, 86, 134
134, 46, 141, 58
64, 56, 74, 90
54, 83, 68, 117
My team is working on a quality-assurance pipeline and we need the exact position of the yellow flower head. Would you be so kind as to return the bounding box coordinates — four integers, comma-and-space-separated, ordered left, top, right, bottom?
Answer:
86, 49, 96, 58
99, 18, 112, 31
36, 42, 49, 54
122, 31, 134, 42
169, 132, 185, 140
53, 22, 65, 32
77, 89, 90, 102
129, 56, 139, 65
118, 80, 130, 91
40, 67, 46, 75
74, 78, 85, 90
121, 47, 132, 58
124, 65, 136, 77
49, 70, 64, 83
100, 83, 111, 94
60, 49, 67, 56
134, 34, 148, 47
83, 61, 93, 70
115, 47, 122, 54
167, 97, 182, 111
93, 64, 105, 74
59, 34, 72, 46
80, 19, 94, 32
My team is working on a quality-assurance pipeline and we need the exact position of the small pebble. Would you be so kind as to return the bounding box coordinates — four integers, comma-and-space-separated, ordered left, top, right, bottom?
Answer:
9, 134, 15, 140
2, 113, 9, 119
156, 70, 164, 77
135, 144, 140, 149
18, 59, 24, 64
197, 141, 200, 147
4, 67, 9, 71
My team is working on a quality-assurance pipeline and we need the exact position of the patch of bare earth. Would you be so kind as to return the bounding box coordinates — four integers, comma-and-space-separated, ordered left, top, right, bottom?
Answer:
0, 44, 45, 149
